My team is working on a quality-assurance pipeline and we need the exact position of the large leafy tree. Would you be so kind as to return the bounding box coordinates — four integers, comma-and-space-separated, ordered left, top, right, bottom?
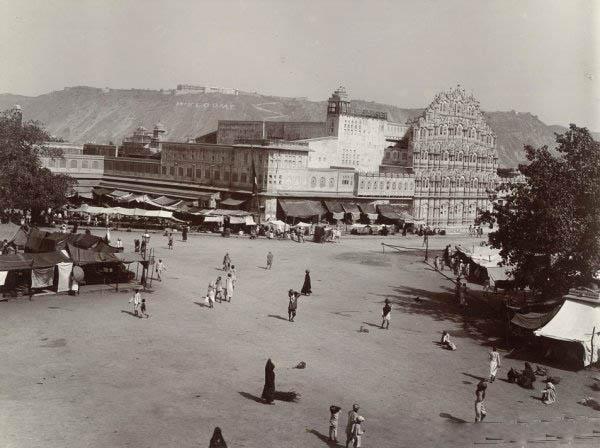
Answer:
489, 125, 600, 298
0, 108, 75, 221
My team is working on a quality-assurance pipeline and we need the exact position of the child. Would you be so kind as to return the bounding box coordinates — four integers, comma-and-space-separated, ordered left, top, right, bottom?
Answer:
381, 298, 391, 329
140, 298, 149, 318
329, 405, 341, 443
207, 281, 215, 309
351, 416, 365, 447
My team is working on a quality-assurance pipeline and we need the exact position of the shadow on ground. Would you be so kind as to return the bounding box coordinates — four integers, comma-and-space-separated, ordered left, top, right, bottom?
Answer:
380, 284, 508, 348
306, 428, 335, 446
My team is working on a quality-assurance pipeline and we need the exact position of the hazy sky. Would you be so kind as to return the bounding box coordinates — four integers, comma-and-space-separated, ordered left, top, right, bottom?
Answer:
0, 0, 598, 129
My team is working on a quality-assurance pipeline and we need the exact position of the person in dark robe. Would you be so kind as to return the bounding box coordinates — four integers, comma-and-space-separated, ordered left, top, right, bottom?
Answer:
301, 270, 312, 295
72, 222, 78, 234
261, 359, 276, 404
518, 362, 536, 389
209, 427, 228, 448
182, 225, 188, 242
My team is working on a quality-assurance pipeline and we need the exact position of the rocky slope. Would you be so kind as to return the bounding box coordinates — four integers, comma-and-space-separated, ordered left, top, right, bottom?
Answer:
0, 86, 577, 167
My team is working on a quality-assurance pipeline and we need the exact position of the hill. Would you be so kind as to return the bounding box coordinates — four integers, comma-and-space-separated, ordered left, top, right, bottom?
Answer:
0, 86, 574, 167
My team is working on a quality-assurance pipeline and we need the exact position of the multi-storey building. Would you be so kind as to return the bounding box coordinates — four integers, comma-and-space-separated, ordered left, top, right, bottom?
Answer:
40, 86, 511, 229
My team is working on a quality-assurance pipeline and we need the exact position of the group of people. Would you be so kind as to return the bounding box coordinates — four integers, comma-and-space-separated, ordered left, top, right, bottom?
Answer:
476, 347, 558, 422
203, 253, 237, 308
329, 403, 366, 448
128, 288, 149, 318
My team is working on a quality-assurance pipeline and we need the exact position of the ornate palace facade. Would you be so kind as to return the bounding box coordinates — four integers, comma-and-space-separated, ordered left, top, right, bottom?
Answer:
384, 86, 500, 228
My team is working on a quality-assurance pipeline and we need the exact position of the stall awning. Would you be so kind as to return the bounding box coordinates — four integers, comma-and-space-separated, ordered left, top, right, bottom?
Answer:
324, 201, 344, 214
204, 216, 223, 223
358, 202, 377, 215
92, 187, 114, 196
67, 243, 120, 265
342, 203, 361, 220
152, 195, 180, 206
229, 216, 247, 225
279, 200, 326, 218
487, 267, 512, 284
511, 307, 560, 330
0, 251, 71, 271
220, 198, 246, 207
115, 252, 145, 264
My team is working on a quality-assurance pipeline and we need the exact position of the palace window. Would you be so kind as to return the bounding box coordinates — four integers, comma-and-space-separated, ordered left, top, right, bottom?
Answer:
196, 168, 202, 178
187, 167, 193, 177
241, 173, 247, 183
224, 171, 229, 181
170, 166, 175, 175
92, 161, 100, 170
81, 160, 89, 169
69, 160, 78, 169
178, 167, 184, 177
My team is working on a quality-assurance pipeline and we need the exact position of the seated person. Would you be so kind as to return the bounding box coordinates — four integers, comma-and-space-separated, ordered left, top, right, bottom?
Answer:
507, 367, 520, 383
518, 362, 536, 389
440, 331, 457, 350
541, 382, 556, 404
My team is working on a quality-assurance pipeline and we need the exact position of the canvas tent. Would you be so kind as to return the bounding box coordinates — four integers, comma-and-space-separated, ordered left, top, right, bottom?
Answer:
534, 293, 600, 367
341, 203, 361, 222
278, 200, 326, 220
324, 201, 345, 221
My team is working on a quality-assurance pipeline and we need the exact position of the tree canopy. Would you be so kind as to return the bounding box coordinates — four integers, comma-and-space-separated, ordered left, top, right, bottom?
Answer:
0, 108, 75, 219
489, 125, 600, 298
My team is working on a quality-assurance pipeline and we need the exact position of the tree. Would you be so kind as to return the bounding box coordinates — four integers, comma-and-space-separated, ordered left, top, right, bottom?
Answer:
489, 125, 600, 298
0, 108, 75, 221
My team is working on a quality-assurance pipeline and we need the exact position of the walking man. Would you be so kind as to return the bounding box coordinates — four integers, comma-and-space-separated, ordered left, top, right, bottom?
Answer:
266, 251, 273, 270
489, 346, 501, 382
223, 252, 231, 271
225, 273, 234, 302
155, 259, 166, 281
168, 233, 173, 250
288, 290, 298, 322
475, 381, 487, 422
345, 404, 360, 448
381, 299, 391, 329
129, 288, 141, 317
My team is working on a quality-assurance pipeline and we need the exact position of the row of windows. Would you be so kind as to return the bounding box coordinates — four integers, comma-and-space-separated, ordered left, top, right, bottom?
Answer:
104, 160, 160, 174
358, 180, 412, 191
415, 178, 495, 189
416, 152, 495, 164
164, 149, 304, 165
416, 126, 494, 145
47, 158, 101, 170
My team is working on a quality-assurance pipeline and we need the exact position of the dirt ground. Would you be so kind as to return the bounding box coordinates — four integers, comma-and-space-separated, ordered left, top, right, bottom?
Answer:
0, 225, 598, 448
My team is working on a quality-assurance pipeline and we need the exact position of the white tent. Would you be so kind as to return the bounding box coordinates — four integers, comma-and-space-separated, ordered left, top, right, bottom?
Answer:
293, 221, 311, 228
265, 220, 286, 231
534, 296, 600, 366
